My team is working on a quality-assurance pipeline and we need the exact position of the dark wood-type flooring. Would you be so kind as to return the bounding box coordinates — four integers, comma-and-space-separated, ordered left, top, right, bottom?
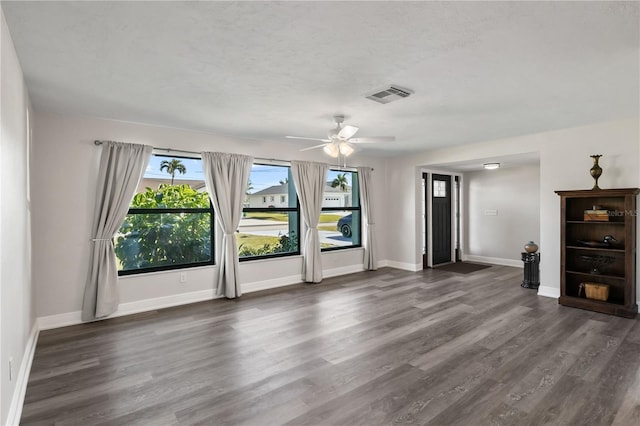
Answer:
22, 266, 640, 425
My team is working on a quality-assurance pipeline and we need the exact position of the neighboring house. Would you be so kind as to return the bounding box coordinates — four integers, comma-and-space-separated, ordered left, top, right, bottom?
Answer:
246, 183, 290, 208
247, 183, 352, 208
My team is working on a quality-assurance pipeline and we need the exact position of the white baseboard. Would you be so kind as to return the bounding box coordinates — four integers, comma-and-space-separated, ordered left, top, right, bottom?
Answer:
376, 259, 389, 268
38, 288, 218, 331
243, 264, 365, 293
463, 254, 523, 268
37, 264, 368, 331
384, 260, 422, 272
324, 264, 365, 278
37, 311, 82, 330
117, 289, 217, 316
6, 322, 39, 426
242, 274, 302, 293
537, 285, 560, 299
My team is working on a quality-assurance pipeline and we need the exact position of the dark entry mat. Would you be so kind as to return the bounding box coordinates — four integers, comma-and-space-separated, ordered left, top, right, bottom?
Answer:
434, 262, 491, 274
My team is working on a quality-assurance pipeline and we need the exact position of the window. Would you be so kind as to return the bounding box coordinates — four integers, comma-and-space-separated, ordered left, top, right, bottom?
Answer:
321, 170, 361, 250
239, 163, 300, 259
434, 180, 447, 197
115, 155, 214, 275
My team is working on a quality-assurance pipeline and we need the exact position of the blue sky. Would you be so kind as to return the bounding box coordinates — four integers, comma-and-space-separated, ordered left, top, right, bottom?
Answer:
146, 155, 352, 193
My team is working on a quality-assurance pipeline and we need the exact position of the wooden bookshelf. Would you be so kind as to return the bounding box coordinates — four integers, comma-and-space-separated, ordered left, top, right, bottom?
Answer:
555, 188, 638, 318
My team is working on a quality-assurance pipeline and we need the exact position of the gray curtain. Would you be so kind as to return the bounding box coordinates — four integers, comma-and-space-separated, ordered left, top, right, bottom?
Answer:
201, 152, 253, 298
291, 161, 328, 283
357, 167, 377, 270
82, 141, 152, 321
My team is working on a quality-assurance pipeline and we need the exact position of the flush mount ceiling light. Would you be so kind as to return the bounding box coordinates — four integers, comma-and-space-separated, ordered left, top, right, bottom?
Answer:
483, 163, 500, 170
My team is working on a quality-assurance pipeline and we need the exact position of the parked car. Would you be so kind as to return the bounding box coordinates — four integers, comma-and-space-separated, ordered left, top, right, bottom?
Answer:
337, 214, 352, 238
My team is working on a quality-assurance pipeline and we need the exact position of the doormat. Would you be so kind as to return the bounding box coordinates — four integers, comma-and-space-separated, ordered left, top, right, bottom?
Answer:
434, 262, 491, 274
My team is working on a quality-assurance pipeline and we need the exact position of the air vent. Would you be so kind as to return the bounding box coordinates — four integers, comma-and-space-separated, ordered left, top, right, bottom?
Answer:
365, 85, 413, 104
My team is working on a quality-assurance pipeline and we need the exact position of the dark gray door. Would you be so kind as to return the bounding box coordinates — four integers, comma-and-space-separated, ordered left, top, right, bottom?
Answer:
454, 175, 461, 262
432, 174, 452, 265
422, 173, 429, 269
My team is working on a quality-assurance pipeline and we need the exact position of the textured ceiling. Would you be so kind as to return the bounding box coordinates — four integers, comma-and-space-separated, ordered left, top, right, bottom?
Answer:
2, 1, 638, 156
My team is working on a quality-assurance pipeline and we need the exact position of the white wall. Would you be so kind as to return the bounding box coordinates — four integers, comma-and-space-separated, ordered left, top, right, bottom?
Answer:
31, 112, 387, 321
1, 7, 35, 424
464, 163, 540, 262
383, 160, 423, 270
384, 118, 640, 299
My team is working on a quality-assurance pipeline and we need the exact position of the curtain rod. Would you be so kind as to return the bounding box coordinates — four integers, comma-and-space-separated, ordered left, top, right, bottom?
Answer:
93, 140, 372, 171
95, 140, 197, 156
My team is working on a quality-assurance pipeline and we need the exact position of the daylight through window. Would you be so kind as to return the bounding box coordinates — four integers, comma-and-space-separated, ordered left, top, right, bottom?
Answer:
434, 180, 447, 197
115, 154, 214, 275
320, 170, 361, 250
239, 164, 300, 259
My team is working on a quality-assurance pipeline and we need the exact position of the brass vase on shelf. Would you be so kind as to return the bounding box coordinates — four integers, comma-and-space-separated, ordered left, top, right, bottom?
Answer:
590, 154, 602, 190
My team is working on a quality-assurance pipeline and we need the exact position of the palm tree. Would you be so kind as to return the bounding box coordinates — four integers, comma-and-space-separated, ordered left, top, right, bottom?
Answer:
331, 173, 349, 191
279, 177, 289, 185
159, 159, 187, 185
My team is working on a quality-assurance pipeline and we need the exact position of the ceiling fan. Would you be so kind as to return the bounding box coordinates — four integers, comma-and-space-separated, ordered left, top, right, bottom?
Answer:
286, 115, 395, 159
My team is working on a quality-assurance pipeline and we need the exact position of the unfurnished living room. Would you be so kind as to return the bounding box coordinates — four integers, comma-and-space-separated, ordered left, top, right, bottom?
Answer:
1, 1, 639, 425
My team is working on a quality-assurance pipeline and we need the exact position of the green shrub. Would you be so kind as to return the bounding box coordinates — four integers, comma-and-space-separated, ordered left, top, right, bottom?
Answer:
115, 184, 212, 270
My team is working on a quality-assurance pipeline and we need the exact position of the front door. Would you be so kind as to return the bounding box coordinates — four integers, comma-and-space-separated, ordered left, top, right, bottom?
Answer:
432, 174, 452, 265
422, 173, 429, 268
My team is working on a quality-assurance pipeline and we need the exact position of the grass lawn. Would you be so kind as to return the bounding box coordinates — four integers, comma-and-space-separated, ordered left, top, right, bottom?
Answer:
244, 212, 344, 223
319, 214, 343, 223
236, 233, 280, 249
244, 212, 288, 222
318, 225, 337, 232
237, 232, 336, 251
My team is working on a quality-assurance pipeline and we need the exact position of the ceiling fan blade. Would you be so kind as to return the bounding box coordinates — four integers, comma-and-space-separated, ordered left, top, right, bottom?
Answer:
338, 125, 359, 140
299, 143, 328, 152
349, 136, 395, 144
286, 136, 331, 142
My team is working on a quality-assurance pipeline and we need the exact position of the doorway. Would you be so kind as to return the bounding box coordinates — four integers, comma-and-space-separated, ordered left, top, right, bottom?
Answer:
423, 172, 460, 268
422, 173, 428, 268
432, 174, 452, 265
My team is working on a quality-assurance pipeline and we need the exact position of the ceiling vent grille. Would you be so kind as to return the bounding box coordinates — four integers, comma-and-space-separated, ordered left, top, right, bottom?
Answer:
365, 85, 413, 104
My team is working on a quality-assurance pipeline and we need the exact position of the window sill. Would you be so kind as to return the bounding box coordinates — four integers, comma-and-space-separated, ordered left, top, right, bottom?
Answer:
118, 263, 217, 279
321, 245, 363, 253
239, 254, 303, 264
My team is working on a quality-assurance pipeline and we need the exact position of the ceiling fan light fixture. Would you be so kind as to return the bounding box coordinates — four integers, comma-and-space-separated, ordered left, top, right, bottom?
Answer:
292, 114, 395, 158
483, 162, 500, 170
338, 142, 354, 156
323, 143, 339, 158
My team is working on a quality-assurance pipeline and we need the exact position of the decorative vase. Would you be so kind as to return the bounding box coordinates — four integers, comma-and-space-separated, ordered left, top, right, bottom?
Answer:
524, 241, 539, 253
590, 155, 602, 190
